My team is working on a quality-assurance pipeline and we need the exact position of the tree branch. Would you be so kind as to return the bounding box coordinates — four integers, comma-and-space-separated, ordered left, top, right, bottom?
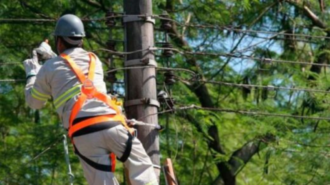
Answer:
165, 10, 214, 107
179, 112, 235, 185
285, 0, 327, 29
228, 134, 275, 175
81, 0, 107, 11
208, 125, 225, 154
180, 112, 212, 142
284, 1, 330, 79
302, 5, 327, 29
165, 1, 279, 184
19, 0, 52, 19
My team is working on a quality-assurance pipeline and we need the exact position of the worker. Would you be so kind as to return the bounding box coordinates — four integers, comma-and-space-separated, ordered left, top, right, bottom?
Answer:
23, 14, 158, 185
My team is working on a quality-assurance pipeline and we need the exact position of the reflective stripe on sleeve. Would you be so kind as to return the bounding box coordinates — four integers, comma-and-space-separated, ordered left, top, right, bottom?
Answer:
31, 88, 51, 101
54, 85, 81, 109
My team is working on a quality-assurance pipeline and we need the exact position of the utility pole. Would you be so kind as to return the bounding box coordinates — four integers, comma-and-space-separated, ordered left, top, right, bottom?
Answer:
123, 0, 160, 180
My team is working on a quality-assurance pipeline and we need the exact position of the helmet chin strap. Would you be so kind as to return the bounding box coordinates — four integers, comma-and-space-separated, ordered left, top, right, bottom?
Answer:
55, 36, 62, 55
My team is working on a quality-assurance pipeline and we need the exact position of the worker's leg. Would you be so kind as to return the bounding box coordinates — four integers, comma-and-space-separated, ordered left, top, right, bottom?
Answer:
74, 131, 120, 185
102, 125, 158, 185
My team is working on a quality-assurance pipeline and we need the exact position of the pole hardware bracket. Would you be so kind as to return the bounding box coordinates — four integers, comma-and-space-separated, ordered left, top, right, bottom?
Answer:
124, 98, 160, 108
123, 15, 155, 24
125, 58, 157, 67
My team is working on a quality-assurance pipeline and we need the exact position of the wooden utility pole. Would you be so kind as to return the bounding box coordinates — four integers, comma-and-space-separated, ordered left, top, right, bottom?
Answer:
123, 0, 160, 179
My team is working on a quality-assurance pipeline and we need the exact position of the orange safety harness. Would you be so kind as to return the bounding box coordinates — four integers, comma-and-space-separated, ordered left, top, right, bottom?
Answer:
61, 53, 134, 172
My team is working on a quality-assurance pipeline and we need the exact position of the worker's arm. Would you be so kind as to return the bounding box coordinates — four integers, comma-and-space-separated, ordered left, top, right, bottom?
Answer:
24, 42, 55, 109
24, 66, 51, 109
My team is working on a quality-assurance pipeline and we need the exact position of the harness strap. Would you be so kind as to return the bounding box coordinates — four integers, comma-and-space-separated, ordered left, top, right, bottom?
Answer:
110, 153, 116, 172
71, 116, 133, 165
74, 144, 115, 172
60, 53, 135, 172
61, 53, 96, 83
60, 53, 122, 127
117, 132, 133, 162
69, 93, 87, 127
69, 114, 123, 138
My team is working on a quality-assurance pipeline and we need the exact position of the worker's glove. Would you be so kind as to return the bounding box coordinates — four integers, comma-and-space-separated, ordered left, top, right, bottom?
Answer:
35, 40, 57, 60
23, 50, 41, 78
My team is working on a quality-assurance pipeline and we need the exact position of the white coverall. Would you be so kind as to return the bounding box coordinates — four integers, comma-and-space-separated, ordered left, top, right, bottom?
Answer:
24, 47, 158, 185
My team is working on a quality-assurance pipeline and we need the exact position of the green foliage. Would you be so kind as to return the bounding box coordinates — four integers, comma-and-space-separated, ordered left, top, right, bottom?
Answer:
2, 0, 330, 184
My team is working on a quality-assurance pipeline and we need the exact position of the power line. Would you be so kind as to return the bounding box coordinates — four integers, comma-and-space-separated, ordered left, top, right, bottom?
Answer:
1, 14, 329, 40
0, 62, 21, 65
106, 65, 330, 94
183, 79, 330, 94
0, 15, 124, 23
2, 47, 324, 68
143, 104, 330, 121
153, 15, 330, 40
2, 66, 326, 95
96, 47, 152, 55
244, 33, 319, 44
215, 54, 327, 67
0, 79, 25, 82
155, 47, 330, 68
0, 18, 56, 22
99, 47, 330, 68
106, 66, 196, 76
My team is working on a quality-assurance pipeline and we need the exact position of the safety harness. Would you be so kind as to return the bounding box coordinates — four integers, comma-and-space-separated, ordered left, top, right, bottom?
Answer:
60, 52, 134, 172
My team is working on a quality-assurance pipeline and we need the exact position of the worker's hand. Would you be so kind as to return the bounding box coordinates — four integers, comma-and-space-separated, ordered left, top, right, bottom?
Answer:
35, 39, 57, 60
23, 50, 41, 78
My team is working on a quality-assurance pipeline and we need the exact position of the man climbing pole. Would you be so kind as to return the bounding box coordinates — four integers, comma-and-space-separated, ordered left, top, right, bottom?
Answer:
23, 14, 158, 185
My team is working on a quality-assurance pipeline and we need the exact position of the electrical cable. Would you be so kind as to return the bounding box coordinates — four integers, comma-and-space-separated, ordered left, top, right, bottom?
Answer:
1, 46, 327, 68
1, 14, 329, 40
141, 104, 330, 121
96, 47, 153, 55
106, 64, 330, 95
182, 79, 330, 94
0, 62, 21, 65
0, 15, 124, 23
2, 68, 327, 95
153, 15, 330, 40
106, 66, 196, 76
100, 47, 330, 68
0, 79, 25, 82
154, 47, 329, 67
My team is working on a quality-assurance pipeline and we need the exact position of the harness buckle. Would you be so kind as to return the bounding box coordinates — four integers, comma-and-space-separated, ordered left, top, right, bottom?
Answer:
82, 79, 95, 99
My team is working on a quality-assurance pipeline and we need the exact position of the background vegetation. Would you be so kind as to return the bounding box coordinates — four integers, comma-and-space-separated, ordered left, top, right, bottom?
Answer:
1, 0, 330, 184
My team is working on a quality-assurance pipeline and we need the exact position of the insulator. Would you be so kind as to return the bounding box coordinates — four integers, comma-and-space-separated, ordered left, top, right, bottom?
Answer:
106, 40, 116, 51
160, 13, 172, 31
161, 21, 172, 31
105, 10, 116, 27
157, 90, 168, 103
164, 71, 176, 85
157, 90, 175, 113
162, 42, 174, 58
166, 97, 175, 112
106, 68, 117, 83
